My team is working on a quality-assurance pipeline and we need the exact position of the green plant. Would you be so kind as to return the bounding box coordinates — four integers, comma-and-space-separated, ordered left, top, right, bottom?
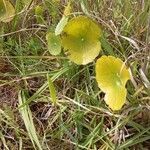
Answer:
47, 12, 130, 110
61, 16, 102, 65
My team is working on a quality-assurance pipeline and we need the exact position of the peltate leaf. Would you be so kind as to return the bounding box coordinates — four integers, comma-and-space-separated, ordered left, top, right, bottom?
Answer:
96, 56, 130, 110
61, 16, 102, 65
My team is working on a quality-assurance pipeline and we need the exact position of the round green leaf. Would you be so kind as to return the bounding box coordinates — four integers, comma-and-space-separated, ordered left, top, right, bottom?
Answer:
46, 32, 61, 55
0, 0, 15, 23
61, 16, 102, 65
96, 56, 130, 110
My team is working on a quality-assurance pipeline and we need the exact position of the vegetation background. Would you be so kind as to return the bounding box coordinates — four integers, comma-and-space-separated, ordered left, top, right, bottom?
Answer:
0, 0, 150, 149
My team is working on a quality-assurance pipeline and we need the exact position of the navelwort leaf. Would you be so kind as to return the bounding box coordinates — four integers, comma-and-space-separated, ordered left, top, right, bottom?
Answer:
0, 0, 15, 22
61, 16, 102, 65
96, 56, 130, 110
46, 32, 61, 55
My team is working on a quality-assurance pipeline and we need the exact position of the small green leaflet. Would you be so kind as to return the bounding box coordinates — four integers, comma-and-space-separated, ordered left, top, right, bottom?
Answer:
46, 32, 61, 55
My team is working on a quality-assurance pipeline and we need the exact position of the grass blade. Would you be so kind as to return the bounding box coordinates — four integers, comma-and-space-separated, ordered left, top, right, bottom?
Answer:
18, 91, 42, 150
47, 73, 57, 105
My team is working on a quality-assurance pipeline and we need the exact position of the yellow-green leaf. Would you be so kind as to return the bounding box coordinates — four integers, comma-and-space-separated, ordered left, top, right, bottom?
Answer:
96, 56, 130, 110
61, 16, 102, 65
46, 32, 61, 55
0, 0, 6, 17
0, 0, 15, 23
